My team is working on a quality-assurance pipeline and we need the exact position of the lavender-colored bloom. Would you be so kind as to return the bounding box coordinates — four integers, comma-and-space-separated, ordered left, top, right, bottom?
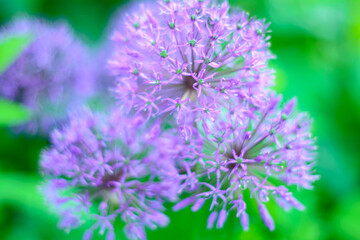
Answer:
174, 93, 319, 231
40, 108, 183, 239
109, 0, 274, 124
31, 0, 318, 235
0, 16, 95, 134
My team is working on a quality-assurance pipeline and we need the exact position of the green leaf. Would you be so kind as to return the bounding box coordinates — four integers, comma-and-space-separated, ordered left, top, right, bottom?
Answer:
0, 33, 33, 75
0, 98, 31, 126
0, 173, 43, 208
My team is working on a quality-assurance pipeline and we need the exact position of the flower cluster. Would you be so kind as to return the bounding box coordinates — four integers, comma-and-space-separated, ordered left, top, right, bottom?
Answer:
41, 108, 184, 239
37, 0, 318, 239
109, 0, 274, 124
0, 17, 95, 133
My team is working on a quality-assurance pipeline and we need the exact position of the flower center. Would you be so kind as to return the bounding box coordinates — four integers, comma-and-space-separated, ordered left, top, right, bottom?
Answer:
183, 75, 197, 90
133, 22, 140, 29
101, 170, 123, 189
160, 50, 168, 58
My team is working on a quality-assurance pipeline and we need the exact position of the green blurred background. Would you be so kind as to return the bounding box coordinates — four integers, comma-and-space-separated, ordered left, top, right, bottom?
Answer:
1, 0, 360, 239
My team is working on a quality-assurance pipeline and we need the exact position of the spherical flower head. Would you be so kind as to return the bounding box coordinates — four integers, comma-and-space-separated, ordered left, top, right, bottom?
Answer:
0, 16, 96, 134
108, 0, 274, 125
173, 93, 319, 231
40, 108, 183, 239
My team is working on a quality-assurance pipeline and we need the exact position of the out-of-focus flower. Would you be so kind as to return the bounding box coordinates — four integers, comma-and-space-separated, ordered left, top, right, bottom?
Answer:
40, 108, 183, 239
173, 93, 319, 231
109, 0, 274, 125
0, 16, 95, 134
88, 41, 120, 108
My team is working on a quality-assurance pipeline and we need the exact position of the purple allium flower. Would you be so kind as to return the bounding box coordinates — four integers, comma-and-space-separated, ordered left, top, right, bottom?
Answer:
40, 108, 183, 239
0, 16, 95, 134
173, 93, 319, 231
108, 0, 274, 124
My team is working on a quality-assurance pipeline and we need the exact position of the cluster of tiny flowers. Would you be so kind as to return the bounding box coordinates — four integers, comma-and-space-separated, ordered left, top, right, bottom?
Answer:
173, 93, 319, 230
41, 108, 184, 239
108, 0, 274, 125
0, 17, 95, 133
37, 0, 318, 239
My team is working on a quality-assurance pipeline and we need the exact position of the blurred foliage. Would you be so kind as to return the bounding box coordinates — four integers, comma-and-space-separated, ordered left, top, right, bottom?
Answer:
0, 98, 30, 126
1, 0, 360, 239
0, 33, 32, 74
